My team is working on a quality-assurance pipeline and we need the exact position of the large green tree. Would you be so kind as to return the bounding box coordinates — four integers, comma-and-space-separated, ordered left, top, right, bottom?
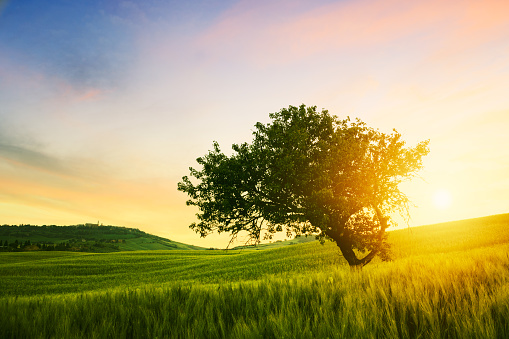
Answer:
178, 105, 429, 268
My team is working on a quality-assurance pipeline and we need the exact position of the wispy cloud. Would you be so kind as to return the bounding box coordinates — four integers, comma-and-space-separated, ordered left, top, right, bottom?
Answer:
0, 1, 136, 90
194, 0, 509, 67
0, 139, 187, 235
0, 143, 69, 175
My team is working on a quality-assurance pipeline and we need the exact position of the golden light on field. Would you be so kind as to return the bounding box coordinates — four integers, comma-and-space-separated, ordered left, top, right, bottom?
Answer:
433, 189, 452, 210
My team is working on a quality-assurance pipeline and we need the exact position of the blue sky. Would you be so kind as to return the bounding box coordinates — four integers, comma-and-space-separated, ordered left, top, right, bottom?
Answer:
1, 0, 509, 247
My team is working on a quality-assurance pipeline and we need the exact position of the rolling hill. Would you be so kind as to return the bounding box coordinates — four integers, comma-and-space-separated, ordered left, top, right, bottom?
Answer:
387, 213, 509, 257
0, 223, 203, 251
232, 213, 509, 255
2, 213, 508, 253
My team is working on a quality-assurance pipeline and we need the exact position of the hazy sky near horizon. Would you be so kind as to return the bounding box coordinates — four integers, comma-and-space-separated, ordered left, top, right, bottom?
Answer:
1, 0, 509, 247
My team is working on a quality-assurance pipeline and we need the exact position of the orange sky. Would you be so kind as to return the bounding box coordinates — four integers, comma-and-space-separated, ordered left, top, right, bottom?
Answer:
1, 0, 509, 247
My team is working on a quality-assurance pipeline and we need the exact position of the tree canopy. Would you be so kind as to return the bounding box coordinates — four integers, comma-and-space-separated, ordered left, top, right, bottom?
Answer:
178, 105, 429, 268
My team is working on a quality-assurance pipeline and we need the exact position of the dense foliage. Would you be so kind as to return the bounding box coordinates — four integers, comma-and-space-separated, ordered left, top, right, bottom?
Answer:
179, 105, 429, 267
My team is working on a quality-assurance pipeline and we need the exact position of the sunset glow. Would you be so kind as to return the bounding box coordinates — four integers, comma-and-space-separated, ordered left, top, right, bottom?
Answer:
433, 189, 452, 210
1, 0, 509, 247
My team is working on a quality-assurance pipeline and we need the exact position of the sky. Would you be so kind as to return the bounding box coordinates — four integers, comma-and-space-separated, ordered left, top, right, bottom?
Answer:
1, 0, 508, 248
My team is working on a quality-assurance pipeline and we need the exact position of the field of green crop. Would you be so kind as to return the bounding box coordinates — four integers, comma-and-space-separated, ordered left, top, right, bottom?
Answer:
1, 214, 509, 338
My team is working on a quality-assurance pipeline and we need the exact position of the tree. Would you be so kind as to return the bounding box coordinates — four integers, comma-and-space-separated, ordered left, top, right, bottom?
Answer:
178, 105, 429, 269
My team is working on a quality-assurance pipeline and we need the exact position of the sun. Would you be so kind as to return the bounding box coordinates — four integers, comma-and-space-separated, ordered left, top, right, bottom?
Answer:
433, 189, 452, 209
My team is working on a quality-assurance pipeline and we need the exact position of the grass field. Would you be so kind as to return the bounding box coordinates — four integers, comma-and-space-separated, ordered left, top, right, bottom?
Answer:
1, 214, 509, 338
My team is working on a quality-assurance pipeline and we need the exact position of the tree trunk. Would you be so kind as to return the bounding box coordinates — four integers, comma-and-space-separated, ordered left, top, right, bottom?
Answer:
336, 238, 362, 266
337, 239, 378, 269
327, 229, 364, 267
327, 208, 388, 270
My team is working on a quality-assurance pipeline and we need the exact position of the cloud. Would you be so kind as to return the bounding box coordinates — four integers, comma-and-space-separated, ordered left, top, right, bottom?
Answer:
0, 151, 193, 244
0, 0, 9, 16
0, 143, 69, 175
76, 88, 102, 102
0, 52, 105, 108
193, 0, 509, 67
0, 1, 136, 90
0, 139, 182, 230
195, 0, 437, 64
0, 129, 193, 235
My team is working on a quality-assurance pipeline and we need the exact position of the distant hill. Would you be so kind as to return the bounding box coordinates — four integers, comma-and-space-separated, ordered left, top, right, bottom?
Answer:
2, 213, 507, 254
387, 213, 509, 258
0, 223, 204, 252
233, 213, 509, 256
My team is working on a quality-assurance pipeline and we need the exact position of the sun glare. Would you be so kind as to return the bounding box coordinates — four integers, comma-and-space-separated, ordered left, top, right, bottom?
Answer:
433, 189, 452, 210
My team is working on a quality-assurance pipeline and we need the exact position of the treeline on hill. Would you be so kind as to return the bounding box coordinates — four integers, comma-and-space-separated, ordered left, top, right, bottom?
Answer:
0, 223, 143, 252
0, 238, 125, 252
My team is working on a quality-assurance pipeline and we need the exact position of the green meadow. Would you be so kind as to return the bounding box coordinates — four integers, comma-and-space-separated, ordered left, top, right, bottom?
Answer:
1, 214, 509, 338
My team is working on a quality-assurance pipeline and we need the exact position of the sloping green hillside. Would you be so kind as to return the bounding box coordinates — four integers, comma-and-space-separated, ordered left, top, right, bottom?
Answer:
2, 213, 507, 254
0, 224, 203, 251
388, 213, 509, 258
236, 213, 509, 256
